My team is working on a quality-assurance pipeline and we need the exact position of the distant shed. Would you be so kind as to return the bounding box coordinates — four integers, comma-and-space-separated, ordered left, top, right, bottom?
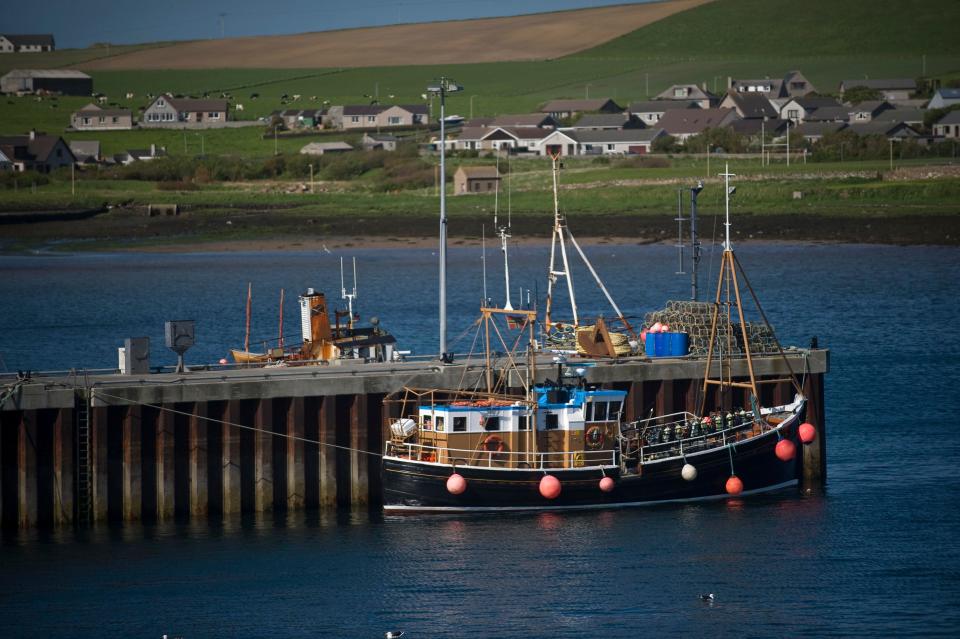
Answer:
0, 69, 92, 95
454, 166, 500, 195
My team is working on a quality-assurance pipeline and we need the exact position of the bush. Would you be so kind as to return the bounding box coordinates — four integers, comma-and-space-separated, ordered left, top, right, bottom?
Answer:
0, 170, 49, 190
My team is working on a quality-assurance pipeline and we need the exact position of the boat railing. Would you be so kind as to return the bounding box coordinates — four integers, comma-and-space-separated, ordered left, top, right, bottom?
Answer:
384, 441, 617, 469
624, 415, 777, 465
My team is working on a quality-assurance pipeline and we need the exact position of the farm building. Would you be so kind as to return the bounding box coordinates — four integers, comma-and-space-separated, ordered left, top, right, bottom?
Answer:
0, 34, 55, 53
300, 141, 354, 155
840, 78, 917, 102
0, 69, 91, 95
453, 166, 500, 195
362, 134, 398, 151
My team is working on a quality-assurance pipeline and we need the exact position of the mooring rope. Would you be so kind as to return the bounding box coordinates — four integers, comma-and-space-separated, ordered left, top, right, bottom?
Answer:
91, 388, 385, 458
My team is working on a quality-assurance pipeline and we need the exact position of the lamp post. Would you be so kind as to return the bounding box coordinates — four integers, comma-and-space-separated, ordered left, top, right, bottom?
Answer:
427, 76, 462, 363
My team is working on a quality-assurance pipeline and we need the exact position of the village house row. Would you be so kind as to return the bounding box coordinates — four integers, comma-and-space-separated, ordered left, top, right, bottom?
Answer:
2, 67, 959, 172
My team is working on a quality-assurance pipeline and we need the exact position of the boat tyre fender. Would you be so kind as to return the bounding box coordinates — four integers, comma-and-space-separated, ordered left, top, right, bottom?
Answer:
585, 425, 604, 449
482, 435, 505, 453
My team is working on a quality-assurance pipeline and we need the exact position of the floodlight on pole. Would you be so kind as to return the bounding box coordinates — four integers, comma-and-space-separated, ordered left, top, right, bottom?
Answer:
427, 76, 462, 363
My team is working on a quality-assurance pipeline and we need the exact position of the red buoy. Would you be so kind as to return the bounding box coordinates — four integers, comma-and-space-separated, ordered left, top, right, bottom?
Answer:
725, 475, 743, 495
799, 422, 817, 444
599, 476, 615, 493
775, 439, 797, 461
446, 473, 467, 495
539, 475, 561, 499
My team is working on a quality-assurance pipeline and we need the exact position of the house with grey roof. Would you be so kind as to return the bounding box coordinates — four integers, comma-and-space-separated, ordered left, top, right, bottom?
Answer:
331, 104, 428, 130
804, 106, 850, 123
846, 121, 919, 139
778, 96, 844, 123
729, 119, 789, 138
570, 113, 643, 130
300, 141, 354, 155
142, 95, 230, 127
0, 34, 55, 53
873, 108, 925, 128
71, 103, 134, 130
654, 85, 717, 109
0, 131, 75, 172
840, 78, 917, 102
540, 98, 622, 119
627, 100, 700, 125
656, 108, 739, 141
728, 70, 816, 99
933, 111, 960, 139
69, 140, 101, 164
0, 146, 12, 171
1, 69, 91, 95
848, 101, 895, 123
718, 92, 778, 120
362, 133, 398, 151
928, 88, 960, 110
488, 114, 558, 129
453, 166, 500, 195
795, 121, 847, 143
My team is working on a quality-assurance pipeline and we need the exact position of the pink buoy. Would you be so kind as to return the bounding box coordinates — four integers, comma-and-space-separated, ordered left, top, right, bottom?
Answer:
775, 439, 796, 462
651, 322, 662, 333
799, 422, 817, 444
539, 474, 561, 500
446, 473, 467, 495
660, 324, 670, 333
725, 475, 743, 495
219, 358, 228, 365
640, 328, 648, 342
599, 476, 615, 493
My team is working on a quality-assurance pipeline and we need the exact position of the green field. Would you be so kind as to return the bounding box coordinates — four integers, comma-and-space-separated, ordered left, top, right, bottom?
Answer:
2, 0, 959, 153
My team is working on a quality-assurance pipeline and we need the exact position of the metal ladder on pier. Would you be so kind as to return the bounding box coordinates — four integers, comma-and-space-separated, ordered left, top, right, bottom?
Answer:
75, 388, 91, 525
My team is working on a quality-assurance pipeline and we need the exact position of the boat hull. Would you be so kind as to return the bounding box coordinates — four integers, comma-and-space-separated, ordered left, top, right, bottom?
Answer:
382, 411, 804, 513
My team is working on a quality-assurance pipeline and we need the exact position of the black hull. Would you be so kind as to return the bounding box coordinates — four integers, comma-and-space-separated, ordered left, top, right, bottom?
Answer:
383, 413, 804, 513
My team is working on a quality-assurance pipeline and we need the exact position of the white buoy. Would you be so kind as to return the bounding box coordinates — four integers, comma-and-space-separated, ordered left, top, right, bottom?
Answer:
681, 463, 698, 481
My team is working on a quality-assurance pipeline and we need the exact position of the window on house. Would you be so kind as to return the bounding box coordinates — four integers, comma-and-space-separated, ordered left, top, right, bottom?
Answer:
607, 144, 614, 150
208, 112, 220, 119
350, 116, 360, 123
98, 117, 105, 124
483, 416, 500, 432
112, 116, 119, 123
82, 117, 91, 125
388, 116, 400, 125
367, 116, 375, 123
788, 109, 799, 120
157, 99, 165, 107
545, 413, 559, 430
453, 416, 466, 432
673, 88, 686, 98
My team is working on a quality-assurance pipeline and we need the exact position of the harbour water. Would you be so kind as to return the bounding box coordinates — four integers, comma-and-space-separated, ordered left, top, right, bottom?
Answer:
1, 242, 959, 637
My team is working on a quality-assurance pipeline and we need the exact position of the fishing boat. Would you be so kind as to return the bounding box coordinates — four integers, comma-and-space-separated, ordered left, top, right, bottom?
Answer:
229, 258, 398, 365
381, 165, 815, 513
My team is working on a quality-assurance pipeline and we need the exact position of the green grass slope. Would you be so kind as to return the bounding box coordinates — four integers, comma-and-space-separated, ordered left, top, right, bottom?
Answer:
580, 0, 960, 59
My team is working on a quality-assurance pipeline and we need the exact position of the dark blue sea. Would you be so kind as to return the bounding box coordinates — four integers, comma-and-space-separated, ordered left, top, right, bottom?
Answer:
1, 242, 959, 637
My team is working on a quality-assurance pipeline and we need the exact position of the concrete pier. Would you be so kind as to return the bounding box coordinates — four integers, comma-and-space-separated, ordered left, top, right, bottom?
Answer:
0, 350, 828, 528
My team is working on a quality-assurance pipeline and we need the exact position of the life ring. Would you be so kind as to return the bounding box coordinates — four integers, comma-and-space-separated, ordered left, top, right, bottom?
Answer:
482, 435, 505, 453
585, 425, 605, 449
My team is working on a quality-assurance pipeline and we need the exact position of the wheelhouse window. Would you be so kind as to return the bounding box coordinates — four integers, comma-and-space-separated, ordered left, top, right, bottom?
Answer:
545, 413, 559, 430
483, 416, 500, 432
421, 414, 433, 430
453, 416, 466, 432
518, 415, 531, 431
593, 401, 608, 422
435, 416, 444, 432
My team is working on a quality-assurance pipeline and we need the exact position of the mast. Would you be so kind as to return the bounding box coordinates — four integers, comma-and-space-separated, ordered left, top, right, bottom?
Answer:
690, 181, 703, 301
544, 153, 578, 331
244, 282, 252, 353
700, 164, 759, 414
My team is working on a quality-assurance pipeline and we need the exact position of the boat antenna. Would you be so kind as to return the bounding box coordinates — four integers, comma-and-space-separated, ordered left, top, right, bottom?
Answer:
690, 180, 703, 300
340, 256, 358, 330
481, 224, 488, 306
722, 164, 735, 251
499, 155, 514, 311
